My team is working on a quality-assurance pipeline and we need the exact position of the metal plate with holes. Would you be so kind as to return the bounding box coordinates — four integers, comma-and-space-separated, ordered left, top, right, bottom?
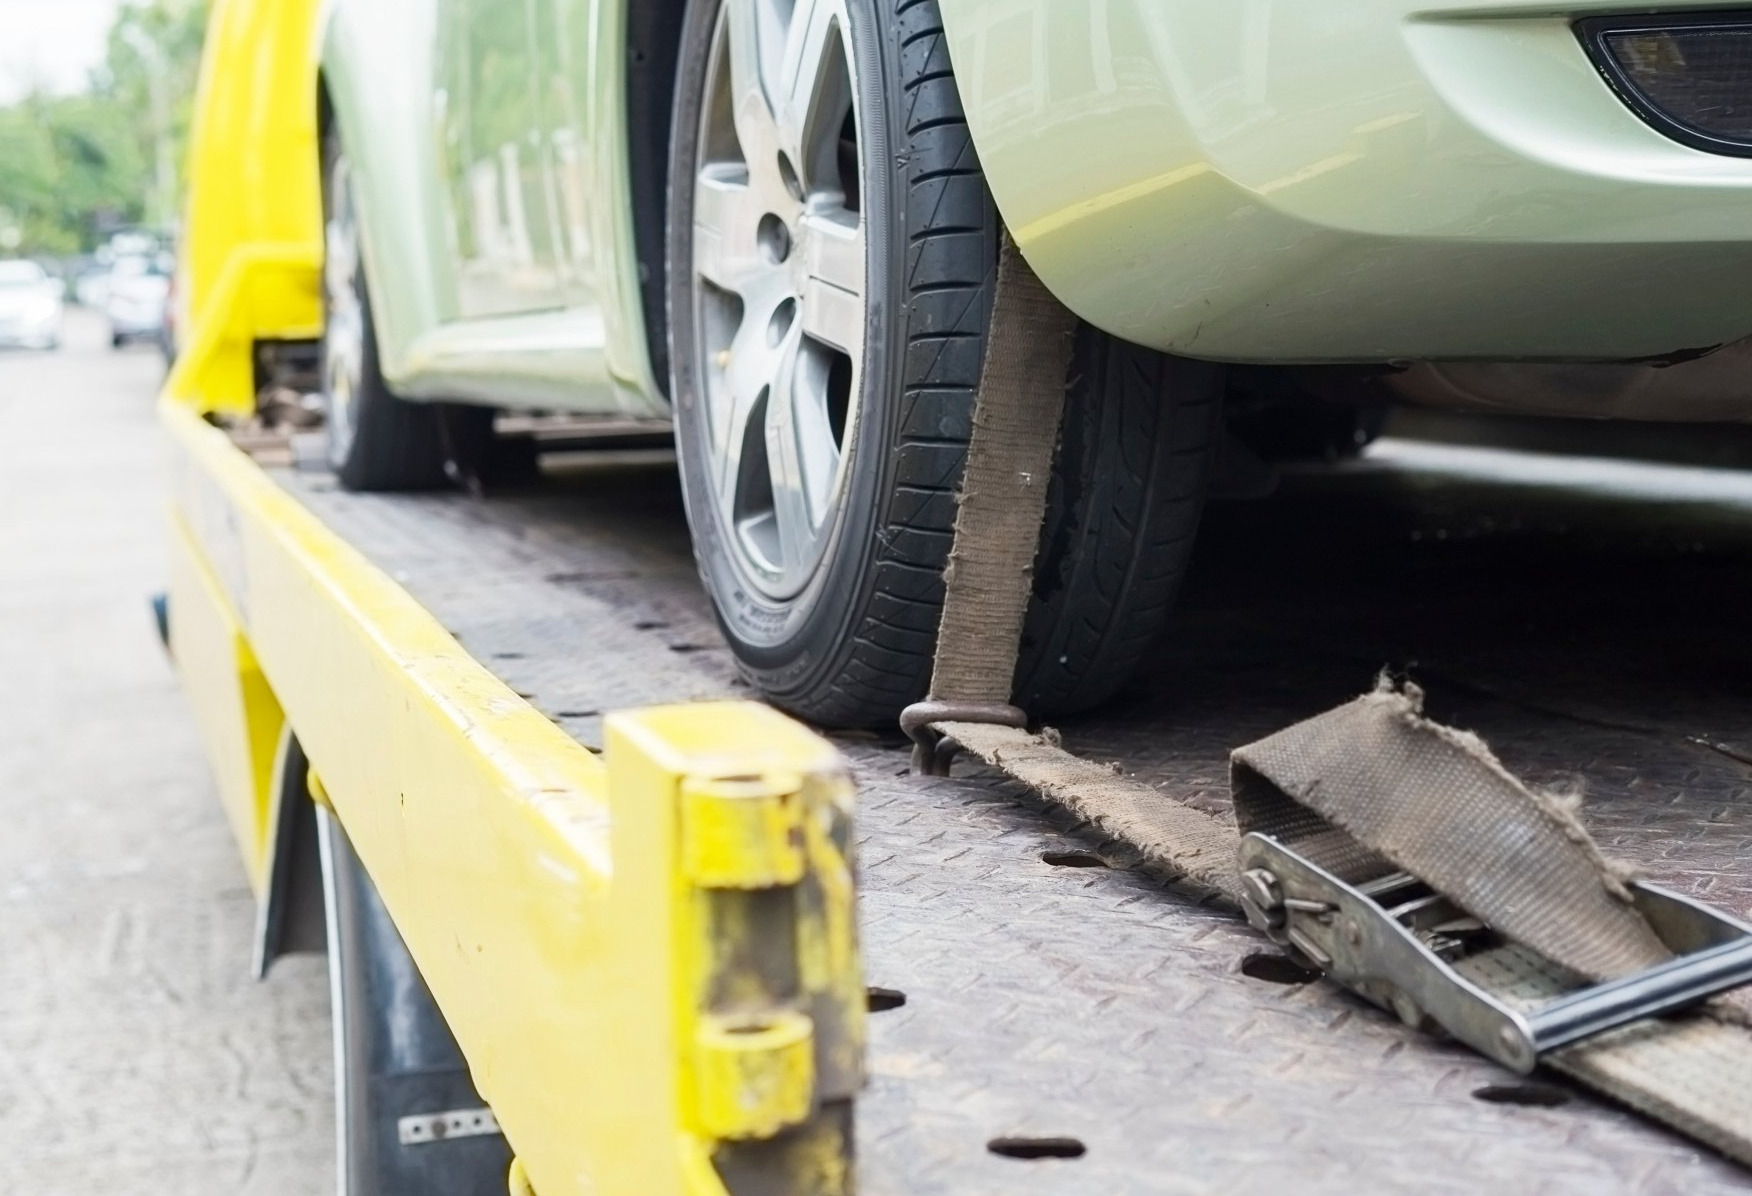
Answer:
274, 434, 1752, 1195
398, 1107, 502, 1146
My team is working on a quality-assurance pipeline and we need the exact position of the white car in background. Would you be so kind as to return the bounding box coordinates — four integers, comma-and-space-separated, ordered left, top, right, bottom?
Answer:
0, 260, 64, 351
104, 255, 172, 349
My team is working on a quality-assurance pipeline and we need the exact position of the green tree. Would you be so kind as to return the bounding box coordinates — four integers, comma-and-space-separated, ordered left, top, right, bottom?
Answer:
0, 0, 208, 256
0, 93, 147, 254
97, 0, 210, 228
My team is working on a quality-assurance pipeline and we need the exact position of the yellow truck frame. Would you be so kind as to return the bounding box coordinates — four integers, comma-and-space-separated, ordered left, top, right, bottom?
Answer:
165, 3, 864, 1192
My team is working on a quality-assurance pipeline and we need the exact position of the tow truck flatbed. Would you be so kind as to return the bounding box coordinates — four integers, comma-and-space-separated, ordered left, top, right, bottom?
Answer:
226, 425, 1752, 1195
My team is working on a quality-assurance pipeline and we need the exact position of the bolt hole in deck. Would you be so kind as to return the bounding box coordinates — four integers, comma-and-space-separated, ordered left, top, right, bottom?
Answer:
987, 1136, 1087, 1161
1472, 1083, 1572, 1108
867, 986, 907, 1012
1240, 952, 1322, 985
1040, 850, 1109, 869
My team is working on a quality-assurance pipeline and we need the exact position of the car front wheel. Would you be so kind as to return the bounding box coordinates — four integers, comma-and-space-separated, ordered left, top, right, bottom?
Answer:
667, 0, 1223, 727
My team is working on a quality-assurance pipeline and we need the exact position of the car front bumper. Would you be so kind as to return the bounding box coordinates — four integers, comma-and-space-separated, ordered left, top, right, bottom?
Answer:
941, 0, 1752, 365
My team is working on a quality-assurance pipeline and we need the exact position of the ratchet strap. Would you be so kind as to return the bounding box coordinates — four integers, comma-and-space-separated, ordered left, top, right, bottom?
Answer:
903, 236, 1752, 1166
899, 231, 1075, 773
1235, 685, 1752, 1166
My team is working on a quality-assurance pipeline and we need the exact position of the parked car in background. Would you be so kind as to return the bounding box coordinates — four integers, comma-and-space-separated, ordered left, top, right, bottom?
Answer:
0, 260, 64, 350
105, 254, 172, 349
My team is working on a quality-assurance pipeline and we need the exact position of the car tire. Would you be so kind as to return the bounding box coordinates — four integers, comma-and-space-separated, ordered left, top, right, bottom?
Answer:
1012, 331, 1222, 715
667, 0, 1221, 726
319, 128, 493, 492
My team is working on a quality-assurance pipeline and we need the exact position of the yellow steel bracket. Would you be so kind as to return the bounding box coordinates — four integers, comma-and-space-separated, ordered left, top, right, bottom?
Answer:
613, 710, 864, 1192
166, 0, 326, 416
162, 399, 863, 1194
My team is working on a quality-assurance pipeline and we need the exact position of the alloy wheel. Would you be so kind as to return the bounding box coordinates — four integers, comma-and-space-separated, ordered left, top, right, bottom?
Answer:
689, 0, 867, 600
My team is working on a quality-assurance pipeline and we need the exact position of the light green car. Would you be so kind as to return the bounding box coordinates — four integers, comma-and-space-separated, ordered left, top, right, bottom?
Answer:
318, 0, 1752, 725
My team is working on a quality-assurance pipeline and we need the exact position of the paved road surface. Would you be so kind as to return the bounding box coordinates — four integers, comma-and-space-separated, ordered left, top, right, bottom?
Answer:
0, 311, 331, 1194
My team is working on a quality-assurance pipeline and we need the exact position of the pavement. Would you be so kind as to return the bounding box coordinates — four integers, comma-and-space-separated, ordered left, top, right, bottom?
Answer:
0, 310, 331, 1194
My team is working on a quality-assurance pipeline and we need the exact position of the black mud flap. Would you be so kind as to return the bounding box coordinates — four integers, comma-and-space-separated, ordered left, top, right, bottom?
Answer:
318, 809, 511, 1195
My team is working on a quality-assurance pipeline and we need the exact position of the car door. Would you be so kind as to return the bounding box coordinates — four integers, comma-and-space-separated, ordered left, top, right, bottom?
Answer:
536, 0, 597, 305
534, 0, 665, 412
325, 0, 664, 417
438, 0, 567, 318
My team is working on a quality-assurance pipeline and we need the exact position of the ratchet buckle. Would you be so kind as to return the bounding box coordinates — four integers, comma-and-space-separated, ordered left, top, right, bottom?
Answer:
1236, 832, 1752, 1073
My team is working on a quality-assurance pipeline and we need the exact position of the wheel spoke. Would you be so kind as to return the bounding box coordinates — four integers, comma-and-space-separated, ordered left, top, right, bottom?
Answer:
723, 0, 782, 165
324, 225, 352, 309
762, 327, 815, 568
792, 345, 845, 526
773, 0, 846, 187
694, 165, 764, 293
713, 316, 774, 508
800, 211, 863, 357
324, 158, 356, 303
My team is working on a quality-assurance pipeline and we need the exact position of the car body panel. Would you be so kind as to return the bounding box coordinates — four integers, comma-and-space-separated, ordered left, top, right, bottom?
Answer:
400, 307, 619, 409
937, 0, 1752, 364
319, 0, 665, 417
319, 0, 464, 374
547, 0, 660, 403
437, 0, 566, 319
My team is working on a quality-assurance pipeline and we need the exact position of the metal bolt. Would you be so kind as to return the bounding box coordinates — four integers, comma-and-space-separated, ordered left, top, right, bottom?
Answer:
1345, 919, 1362, 946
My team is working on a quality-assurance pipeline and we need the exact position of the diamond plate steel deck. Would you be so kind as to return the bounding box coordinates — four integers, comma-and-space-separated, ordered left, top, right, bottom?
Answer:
273, 436, 1752, 1194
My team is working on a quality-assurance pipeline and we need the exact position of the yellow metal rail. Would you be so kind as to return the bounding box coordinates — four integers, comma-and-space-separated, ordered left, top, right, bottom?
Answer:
163, 400, 863, 1193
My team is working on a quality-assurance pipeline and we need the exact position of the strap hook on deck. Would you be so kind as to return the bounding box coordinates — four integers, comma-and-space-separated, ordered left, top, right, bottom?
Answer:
900, 232, 1077, 777
899, 700, 1029, 777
